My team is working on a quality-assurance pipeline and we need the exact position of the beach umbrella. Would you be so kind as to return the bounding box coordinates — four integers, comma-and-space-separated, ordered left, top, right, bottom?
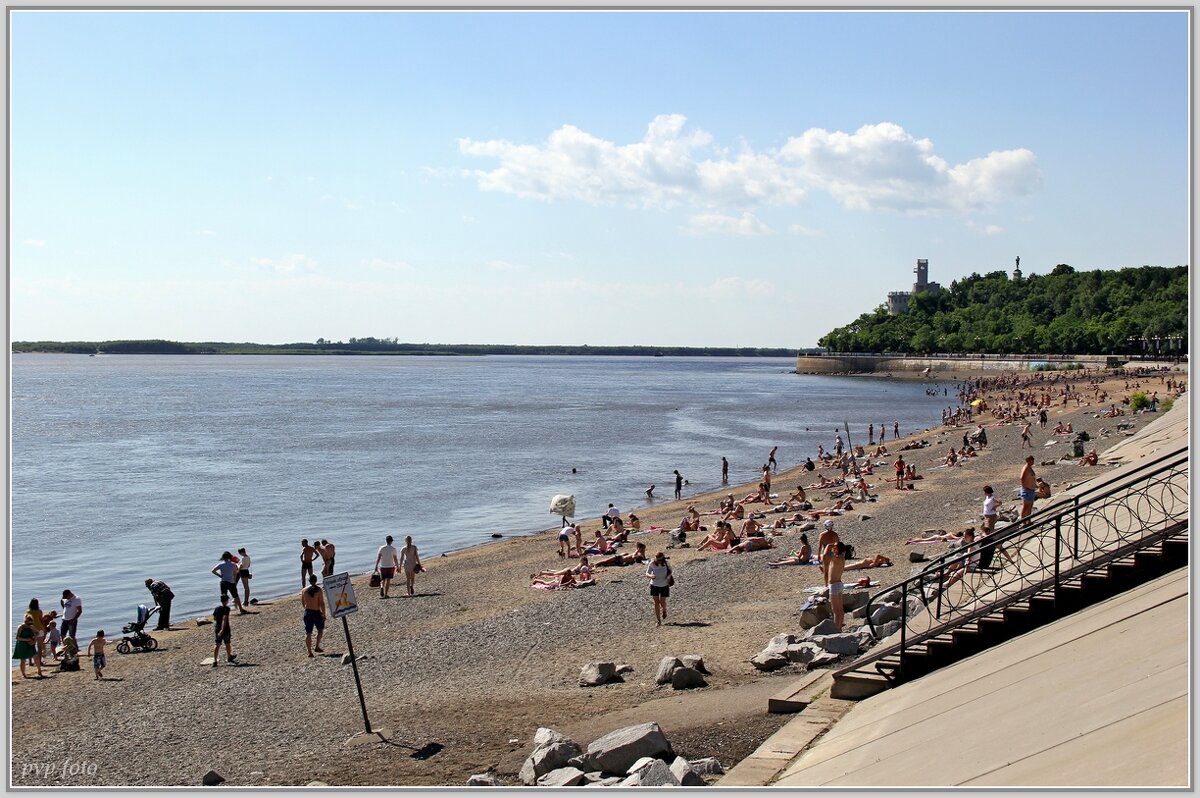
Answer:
549, 494, 576, 518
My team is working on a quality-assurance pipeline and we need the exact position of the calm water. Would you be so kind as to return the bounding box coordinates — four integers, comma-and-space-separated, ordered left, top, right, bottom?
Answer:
11, 354, 952, 639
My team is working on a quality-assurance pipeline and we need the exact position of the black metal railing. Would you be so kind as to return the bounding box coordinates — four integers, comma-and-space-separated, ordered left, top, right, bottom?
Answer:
857, 444, 1189, 683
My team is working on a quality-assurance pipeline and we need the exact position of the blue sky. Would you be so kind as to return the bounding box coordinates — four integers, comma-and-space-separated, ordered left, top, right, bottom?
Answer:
10, 9, 1190, 347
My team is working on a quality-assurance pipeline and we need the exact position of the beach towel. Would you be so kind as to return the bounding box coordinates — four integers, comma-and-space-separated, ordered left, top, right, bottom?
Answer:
531, 578, 594, 591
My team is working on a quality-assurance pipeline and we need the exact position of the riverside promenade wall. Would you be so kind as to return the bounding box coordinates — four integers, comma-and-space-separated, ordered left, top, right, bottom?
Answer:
795, 353, 1115, 375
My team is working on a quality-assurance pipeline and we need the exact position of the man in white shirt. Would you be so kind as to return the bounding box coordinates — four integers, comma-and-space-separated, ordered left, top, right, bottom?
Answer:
375, 535, 400, 599
602, 504, 620, 530
60, 590, 83, 640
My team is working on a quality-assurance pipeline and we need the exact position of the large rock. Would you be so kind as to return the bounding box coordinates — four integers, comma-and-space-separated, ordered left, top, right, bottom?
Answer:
874, 619, 903, 640
765, 633, 797, 653
679, 654, 710, 674
581, 722, 673, 775
655, 656, 682, 685
466, 773, 497, 786
584, 776, 622, 787
879, 589, 903, 605
805, 618, 840, 638
688, 757, 724, 776
627, 757, 660, 775
905, 595, 927, 619
841, 590, 872, 612
784, 643, 820, 664
670, 666, 707, 690
520, 729, 583, 785
636, 759, 680, 786
580, 662, 618, 687
799, 602, 832, 628
750, 650, 790, 671
201, 770, 225, 786
807, 650, 841, 669
537, 767, 586, 787
815, 633, 860, 656
909, 551, 927, 563
669, 757, 706, 786
870, 603, 903, 626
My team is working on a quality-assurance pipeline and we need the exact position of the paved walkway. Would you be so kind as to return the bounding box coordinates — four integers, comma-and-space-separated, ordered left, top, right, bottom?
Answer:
772, 567, 1188, 787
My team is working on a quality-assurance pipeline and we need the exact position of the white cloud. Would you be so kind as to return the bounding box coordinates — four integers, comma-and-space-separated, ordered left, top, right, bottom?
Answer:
23, 239, 46, 247
685, 211, 771, 237
461, 116, 1040, 217
362, 258, 413, 272
485, 260, 527, 272
248, 254, 317, 274
788, 224, 821, 237
966, 220, 1006, 236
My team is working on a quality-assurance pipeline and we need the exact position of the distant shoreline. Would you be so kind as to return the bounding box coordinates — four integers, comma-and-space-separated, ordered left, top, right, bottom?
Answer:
11, 340, 800, 358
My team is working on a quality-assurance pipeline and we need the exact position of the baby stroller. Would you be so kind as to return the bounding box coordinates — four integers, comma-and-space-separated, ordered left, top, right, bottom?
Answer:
116, 604, 160, 654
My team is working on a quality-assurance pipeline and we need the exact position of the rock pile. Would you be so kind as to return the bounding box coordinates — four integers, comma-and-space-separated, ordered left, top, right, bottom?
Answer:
653, 654, 709, 690
750, 590, 925, 672
513, 723, 719, 787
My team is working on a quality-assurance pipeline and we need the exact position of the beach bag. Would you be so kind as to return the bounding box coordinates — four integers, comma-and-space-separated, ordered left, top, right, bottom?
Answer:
666, 567, 675, 587
368, 572, 382, 588
844, 544, 856, 560
59, 657, 80, 672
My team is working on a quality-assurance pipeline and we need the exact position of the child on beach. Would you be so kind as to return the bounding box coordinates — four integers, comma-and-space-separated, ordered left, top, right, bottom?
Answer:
45, 620, 61, 662
86, 630, 107, 680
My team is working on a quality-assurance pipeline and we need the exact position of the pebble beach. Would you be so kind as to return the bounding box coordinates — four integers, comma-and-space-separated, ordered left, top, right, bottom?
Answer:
9, 365, 1184, 787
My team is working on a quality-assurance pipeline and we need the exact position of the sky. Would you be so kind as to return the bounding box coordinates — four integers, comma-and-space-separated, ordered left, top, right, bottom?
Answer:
9, 8, 1191, 348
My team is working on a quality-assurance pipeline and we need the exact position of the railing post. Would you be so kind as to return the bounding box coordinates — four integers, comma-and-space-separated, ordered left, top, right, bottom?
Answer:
899, 581, 907, 677
1072, 496, 1080, 560
1054, 517, 1062, 608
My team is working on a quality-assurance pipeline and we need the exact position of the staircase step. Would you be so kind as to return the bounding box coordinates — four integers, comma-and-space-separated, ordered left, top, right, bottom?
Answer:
830, 672, 890, 700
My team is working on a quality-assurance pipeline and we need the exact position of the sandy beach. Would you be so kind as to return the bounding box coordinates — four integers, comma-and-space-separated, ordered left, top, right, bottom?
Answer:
9, 365, 1185, 787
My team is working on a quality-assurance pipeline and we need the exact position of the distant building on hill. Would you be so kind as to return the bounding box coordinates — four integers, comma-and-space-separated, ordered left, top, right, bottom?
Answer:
886, 259, 942, 315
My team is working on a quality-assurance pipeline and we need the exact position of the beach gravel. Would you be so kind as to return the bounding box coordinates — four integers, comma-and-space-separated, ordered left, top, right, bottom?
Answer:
9, 368, 1171, 786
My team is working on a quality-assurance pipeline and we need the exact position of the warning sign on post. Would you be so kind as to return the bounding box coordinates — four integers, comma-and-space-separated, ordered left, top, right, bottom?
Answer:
323, 572, 359, 618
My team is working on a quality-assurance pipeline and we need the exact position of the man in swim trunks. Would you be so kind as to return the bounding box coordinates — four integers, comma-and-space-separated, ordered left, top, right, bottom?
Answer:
818, 519, 839, 586
768, 446, 778, 472
721, 457, 729, 482
301, 574, 326, 657
1019, 455, 1038, 522
318, 539, 336, 577
674, 470, 683, 500
375, 535, 400, 598
300, 539, 319, 588
1020, 422, 1032, 449
823, 541, 847, 630
558, 522, 577, 558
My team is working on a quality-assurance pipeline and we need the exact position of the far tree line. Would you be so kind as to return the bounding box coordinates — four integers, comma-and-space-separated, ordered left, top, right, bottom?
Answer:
818, 264, 1187, 356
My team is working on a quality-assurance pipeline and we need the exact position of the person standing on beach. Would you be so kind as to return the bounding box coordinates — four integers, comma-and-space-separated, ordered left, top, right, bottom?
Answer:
318, 539, 336, 577
236, 547, 253, 606
868, 423, 874, 445
721, 457, 729, 483
879, 423, 886, 443
86, 630, 107, 680
212, 552, 247, 613
60, 590, 83, 641
301, 574, 326, 657
1020, 422, 1032, 449
375, 535, 400, 598
399, 535, 422, 597
13, 615, 42, 679
893, 421, 899, 440
674, 470, 683, 500
768, 447, 778, 472
1019, 456, 1038, 522
646, 552, 672, 627
144, 578, 175, 630
823, 541, 846, 630
211, 594, 236, 666
300, 540, 319, 587
818, 520, 839, 585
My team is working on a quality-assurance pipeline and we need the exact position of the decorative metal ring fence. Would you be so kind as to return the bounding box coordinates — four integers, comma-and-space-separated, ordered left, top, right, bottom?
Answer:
862, 445, 1189, 680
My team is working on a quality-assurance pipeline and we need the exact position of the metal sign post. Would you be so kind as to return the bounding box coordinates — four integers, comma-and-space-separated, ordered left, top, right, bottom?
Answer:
323, 573, 373, 736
